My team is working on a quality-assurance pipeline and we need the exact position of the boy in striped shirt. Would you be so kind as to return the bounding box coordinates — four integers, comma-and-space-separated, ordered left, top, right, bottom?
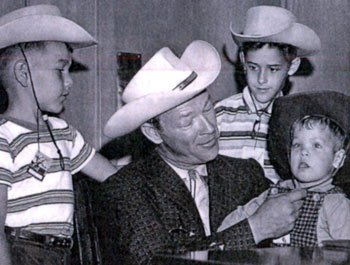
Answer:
0, 5, 119, 265
215, 6, 321, 183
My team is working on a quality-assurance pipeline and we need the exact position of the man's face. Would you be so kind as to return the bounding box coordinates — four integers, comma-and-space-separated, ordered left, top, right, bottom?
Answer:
27, 41, 73, 114
290, 125, 340, 184
243, 44, 291, 104
157, 91, 219, 168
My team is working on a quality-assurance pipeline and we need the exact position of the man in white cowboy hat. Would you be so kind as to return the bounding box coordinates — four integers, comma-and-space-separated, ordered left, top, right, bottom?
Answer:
93, 40, 306, 265
215, 5, 321, 184
0, 5, 121, 265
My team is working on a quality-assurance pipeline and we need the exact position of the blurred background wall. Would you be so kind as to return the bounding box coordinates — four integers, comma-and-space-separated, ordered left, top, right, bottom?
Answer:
2, 0, 350, 152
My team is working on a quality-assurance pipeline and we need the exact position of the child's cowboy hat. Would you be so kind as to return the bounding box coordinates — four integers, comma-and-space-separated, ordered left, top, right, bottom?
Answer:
104, 40, 221, 138
0, 5, 97, 49
231, 5, 321, 57
268, 91, 350, 181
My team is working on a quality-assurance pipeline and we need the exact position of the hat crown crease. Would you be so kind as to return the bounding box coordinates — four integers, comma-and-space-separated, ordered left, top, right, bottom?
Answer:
243, 6, 296, 36
122, 47, 193, 103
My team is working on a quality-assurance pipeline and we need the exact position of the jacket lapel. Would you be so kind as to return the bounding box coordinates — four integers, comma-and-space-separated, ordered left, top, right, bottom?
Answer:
146, 152, 202, 224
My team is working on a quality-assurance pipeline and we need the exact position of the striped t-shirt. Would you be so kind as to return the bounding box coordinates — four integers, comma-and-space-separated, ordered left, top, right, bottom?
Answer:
215, 87, 281, 183
0, 116, 95, 237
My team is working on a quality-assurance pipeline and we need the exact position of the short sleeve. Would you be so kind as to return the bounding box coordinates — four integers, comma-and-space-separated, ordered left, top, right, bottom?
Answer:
69, 125, 95, 174
317, 194, 350, 245
0, 137, 13, 187
214, 100, 224, 132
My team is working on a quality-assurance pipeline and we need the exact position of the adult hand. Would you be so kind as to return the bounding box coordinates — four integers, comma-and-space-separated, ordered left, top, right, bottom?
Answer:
247, 189, 306, 244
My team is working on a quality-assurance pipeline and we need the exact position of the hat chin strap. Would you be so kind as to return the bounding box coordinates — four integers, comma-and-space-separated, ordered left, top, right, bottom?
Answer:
18, 44, 65, 170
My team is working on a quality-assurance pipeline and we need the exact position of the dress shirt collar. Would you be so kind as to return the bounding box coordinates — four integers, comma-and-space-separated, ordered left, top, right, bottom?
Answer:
282, 178, 335, 192
164, 160, 208, 180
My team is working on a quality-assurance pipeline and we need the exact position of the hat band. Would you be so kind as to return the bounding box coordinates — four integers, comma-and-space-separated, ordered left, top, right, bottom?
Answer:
172, 71, 197, 91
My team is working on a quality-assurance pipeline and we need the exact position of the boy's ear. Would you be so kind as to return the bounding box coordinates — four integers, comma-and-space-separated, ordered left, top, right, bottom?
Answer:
14, 59, 29, 87
287, 57, 301, 76
140, 123, 163, 145
333, 149, 346, 169
239, 51, 246, 71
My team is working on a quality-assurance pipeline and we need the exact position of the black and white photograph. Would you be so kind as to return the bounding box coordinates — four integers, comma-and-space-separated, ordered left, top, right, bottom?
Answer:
0, 1, 350, 264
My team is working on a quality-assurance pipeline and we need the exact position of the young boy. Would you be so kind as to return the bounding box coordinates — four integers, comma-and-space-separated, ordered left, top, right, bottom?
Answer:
215, 5, 321, 183
0, 5, 119, 265
267, 91, 350, 246
219, 91, 350, 246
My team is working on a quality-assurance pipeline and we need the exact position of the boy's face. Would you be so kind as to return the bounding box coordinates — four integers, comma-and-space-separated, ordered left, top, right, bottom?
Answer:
27, 42, 73, 114
242, 44, 293, 104
290, 125, 343, 184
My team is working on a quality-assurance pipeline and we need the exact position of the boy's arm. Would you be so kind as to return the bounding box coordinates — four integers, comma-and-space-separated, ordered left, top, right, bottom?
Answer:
0, 184, 11, 265
318, 194, 350, 244
80, 152, 121, 182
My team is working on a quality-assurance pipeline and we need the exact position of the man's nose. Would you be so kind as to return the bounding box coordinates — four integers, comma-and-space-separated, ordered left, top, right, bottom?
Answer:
258, 69, 268, 85
199, 114, 216, 134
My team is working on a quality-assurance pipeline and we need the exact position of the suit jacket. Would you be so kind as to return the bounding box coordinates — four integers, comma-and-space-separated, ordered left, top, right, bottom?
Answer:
93, 151, 270, 265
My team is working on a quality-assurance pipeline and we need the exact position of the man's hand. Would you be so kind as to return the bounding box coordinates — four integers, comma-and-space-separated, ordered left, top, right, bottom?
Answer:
248, 189, 306, 244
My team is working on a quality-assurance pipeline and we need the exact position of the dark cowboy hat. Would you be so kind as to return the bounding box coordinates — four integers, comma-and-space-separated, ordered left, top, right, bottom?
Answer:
267, 90, 350, 183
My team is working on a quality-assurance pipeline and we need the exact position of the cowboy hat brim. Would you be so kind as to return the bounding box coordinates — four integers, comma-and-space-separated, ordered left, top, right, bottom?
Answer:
104, 40, 221, 138
268, 90, 350, 181
0, 15, 97, 49
231, 22, 321, 57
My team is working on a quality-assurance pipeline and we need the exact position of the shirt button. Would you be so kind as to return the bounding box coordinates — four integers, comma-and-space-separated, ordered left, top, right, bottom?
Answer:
270, 188, 278, 195
312, 193, 320, 201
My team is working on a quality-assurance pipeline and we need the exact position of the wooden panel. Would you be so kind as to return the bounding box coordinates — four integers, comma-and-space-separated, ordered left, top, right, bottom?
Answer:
97, 0, 119, 146
0, 1, 25, 15
285, 0, 350, 95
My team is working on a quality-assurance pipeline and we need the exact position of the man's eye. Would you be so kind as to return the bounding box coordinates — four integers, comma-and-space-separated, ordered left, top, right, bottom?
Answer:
179, 119, 192, 127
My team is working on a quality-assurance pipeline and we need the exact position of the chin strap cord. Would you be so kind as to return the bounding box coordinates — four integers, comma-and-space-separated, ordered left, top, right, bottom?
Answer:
19, 44, 65, 170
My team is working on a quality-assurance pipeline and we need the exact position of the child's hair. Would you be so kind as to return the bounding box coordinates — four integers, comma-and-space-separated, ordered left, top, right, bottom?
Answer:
290, 115, 347, 152
0, 42, 47, 88
240, 42, 298, 63
0, 41, 72, 112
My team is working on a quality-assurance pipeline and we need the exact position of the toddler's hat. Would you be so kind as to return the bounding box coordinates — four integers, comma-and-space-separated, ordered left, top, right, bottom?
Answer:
268, 90, 350, 181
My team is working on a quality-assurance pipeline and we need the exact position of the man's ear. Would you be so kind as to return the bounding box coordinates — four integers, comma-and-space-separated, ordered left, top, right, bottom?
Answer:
287, 57, 301, 76
333, 149, 346, 169
14, 59, 29, 87
140, 123, 163, 145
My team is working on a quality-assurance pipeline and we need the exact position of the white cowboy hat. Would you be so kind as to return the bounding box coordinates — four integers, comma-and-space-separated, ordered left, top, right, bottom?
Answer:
104, 40, 221, 138
231, 5, 321, 57
0, 4, 97, 49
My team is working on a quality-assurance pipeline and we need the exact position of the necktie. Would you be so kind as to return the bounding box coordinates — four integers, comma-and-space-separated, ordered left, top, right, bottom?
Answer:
188, 169, 211, 236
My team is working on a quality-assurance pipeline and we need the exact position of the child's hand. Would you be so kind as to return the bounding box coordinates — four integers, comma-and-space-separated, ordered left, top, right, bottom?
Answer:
110, 155, 132, 169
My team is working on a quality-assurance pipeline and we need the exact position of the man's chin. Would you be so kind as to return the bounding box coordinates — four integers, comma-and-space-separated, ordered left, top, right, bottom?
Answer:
200, 148, 219, 163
